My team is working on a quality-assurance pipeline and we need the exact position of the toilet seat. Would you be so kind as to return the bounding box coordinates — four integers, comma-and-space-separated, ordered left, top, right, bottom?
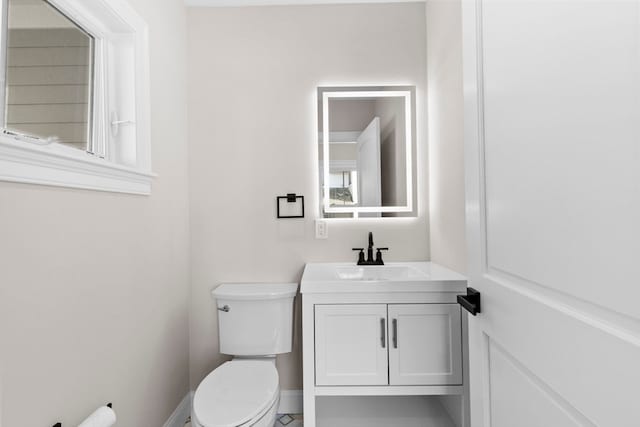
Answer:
193, 360, 279, 427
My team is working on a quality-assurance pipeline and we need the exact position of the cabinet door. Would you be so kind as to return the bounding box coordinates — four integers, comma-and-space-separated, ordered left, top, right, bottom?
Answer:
388, 304, 462, 385
315, 304, 388, 386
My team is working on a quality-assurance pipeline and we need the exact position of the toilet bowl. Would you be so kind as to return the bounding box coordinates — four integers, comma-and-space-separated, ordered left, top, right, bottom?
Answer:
192, 360, 279, 427
192, 283, 298, 427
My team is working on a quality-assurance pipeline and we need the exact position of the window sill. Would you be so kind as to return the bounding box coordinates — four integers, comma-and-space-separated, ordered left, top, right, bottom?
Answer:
0, 135, 155, 195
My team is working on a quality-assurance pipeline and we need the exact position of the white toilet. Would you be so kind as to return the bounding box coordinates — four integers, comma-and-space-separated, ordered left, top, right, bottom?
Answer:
192, 283, 298, 427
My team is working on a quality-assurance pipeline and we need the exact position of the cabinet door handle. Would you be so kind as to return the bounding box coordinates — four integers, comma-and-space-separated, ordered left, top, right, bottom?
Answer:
392, 318, 398, 348
380, 318, 386, 348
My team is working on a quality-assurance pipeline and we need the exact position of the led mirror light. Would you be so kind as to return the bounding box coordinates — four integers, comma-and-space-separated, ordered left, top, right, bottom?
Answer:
318, 86, 415, 218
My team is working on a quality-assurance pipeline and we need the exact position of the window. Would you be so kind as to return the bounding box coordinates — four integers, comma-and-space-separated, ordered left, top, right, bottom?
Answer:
329, 170, 357, 206
0, 0, 152, 194
5, 0, 95, 152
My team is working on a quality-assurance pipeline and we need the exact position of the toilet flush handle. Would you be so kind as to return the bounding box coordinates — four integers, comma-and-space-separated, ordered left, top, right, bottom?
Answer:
218, 305, 230, 312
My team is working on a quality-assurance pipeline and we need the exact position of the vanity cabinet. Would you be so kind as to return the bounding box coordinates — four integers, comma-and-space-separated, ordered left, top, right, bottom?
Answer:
388, 304, 462, 386
315, 304, 389, 386
301, 262, 468, 427
314, 304, 462, 387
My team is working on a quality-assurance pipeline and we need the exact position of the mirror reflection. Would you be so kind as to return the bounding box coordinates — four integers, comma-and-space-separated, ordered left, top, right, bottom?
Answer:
318, 86, 415, 218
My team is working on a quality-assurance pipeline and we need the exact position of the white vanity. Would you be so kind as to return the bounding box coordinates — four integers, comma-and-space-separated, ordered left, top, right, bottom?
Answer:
301, 262, 469, 427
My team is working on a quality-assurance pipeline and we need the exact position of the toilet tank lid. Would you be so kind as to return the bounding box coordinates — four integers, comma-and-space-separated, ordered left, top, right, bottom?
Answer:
212, 283, 298, 300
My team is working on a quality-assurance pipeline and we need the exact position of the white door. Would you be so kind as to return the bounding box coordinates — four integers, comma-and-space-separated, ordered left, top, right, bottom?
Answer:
314, 304, 388, 386
357, 117, 382, 207
463, 1, 640, 427
388, 304, 462, 386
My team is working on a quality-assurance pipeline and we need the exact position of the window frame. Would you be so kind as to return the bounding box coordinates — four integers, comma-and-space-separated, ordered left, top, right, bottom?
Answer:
0, 0, 154, 195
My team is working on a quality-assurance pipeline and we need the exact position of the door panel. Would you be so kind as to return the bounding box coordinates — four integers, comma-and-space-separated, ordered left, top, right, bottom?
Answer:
487, 338, 591, 427
388, 304, 462, 385
357, 117, 382, 207
480, 0, 640, 319
314, 304, 388, 386
463, 1, 640, 426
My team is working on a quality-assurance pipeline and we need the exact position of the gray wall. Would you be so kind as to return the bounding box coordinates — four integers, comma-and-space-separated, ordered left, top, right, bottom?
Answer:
328, 99, 376, 133
427, 0, 466, 274
376, 97, 406, 207
426, 1, 467, 425
0, 0, 191, 425
187, 3, 428, 390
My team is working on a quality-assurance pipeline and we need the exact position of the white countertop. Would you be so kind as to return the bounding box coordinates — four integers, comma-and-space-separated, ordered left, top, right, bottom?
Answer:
300, 262, 467, 294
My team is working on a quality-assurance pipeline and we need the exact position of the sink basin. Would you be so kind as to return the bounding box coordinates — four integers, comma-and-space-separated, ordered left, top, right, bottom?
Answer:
301, 262, 467, 294
335, 265, 426, 281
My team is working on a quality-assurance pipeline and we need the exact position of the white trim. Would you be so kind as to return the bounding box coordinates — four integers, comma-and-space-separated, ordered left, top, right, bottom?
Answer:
47, 0, 152, 170
314, 385, 463, 396
278, 390, 303, 414
186, 0, 424, 7
0, 0, 153, 194
318, 131, 361, 144
329, 160, 357, 172
163, 392, 192, 427
0, 136, 154, 194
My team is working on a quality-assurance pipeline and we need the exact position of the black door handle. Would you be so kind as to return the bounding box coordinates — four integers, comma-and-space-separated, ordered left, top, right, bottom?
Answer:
457, 287, 481, 316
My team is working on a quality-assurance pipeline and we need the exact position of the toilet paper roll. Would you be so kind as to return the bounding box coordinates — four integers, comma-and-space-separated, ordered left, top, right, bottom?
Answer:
77, 406, 116, 427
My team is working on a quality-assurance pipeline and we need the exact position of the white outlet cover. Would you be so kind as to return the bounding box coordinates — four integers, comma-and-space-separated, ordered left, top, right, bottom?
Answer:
315, 220, 328, 239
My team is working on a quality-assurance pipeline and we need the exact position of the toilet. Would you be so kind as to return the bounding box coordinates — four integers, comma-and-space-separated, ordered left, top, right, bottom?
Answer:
192, 282, 298, 427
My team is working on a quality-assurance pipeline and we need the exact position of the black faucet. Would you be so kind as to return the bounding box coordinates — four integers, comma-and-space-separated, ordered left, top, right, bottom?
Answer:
367, 231, 375, 263
352, 232, 388, 265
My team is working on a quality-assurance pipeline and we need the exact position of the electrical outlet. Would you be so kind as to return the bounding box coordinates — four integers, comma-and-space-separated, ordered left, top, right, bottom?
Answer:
315, 220, 329, 239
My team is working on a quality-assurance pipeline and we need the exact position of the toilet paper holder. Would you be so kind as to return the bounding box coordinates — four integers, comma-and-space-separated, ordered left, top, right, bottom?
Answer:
52, 403, 112, 427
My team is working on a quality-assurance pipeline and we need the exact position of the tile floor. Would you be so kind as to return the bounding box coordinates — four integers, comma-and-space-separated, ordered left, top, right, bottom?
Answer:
184, 414, 303, 427
275, 414, 304, 426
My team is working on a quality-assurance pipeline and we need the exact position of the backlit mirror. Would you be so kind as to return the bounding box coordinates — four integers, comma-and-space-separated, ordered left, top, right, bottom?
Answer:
318, 86, 416, 218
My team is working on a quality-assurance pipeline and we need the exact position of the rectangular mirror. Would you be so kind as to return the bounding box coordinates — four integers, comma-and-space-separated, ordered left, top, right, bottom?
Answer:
318, 86, 416, 218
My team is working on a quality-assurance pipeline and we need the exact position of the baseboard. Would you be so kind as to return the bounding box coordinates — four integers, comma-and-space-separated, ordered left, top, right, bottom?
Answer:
163, 392, 193, 427
278, 390, 303, 414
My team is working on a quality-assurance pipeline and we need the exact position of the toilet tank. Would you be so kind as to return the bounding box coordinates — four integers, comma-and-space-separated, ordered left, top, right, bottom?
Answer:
212, 283, 298, 356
